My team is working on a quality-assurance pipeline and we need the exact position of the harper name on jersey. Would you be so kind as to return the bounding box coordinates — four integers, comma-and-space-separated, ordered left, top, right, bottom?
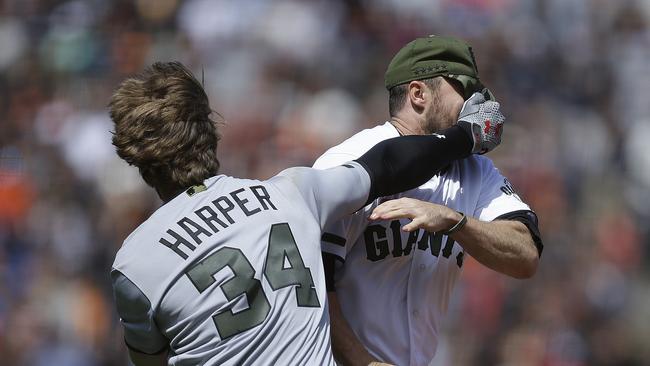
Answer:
157, 185, 277, 260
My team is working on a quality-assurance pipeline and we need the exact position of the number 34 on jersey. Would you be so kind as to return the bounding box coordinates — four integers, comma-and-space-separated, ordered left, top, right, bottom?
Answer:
186, 223, 319, 339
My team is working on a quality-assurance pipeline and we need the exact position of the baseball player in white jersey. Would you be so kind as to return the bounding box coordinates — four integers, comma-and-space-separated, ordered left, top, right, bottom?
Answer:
108, 61, 507, 365
315, 36, 543, 366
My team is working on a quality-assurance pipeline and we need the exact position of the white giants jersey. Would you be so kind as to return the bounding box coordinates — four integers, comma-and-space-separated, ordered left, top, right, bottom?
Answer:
313, 122, 532, 366
111, 163, 371, 366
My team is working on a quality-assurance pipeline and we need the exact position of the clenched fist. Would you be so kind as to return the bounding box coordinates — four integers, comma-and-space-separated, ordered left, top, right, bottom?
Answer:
456, 91, 505, 154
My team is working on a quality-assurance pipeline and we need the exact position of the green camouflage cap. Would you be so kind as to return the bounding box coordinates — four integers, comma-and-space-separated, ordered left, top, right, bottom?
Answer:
384, 35, 484, 98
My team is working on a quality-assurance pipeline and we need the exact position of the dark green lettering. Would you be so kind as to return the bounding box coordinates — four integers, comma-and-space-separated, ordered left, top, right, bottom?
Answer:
264, 223, 319, 307
230, 188, 261, 217
364, 225, 389, 262
390, 220, 404, 257
442, 236, 455, 258
213, 196, 236, 224
430, 232, 443, 257
159, 229, 196, 259
178, 217, 212, 244
418, 231, 430, 251
250, 185, 277, 210
186, 247, 270, 339
195, 206, 228, 232
403, 229, 419, 256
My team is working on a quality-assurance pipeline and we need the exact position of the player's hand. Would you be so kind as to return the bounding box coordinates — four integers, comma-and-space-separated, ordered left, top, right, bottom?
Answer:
456, 91, 505, 154
369, 198, 460, 233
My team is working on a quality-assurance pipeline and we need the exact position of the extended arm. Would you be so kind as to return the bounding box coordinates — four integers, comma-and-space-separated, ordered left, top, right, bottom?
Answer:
356, 92, 503, 204
369, 198, 540, 278
356, 126, 470, 204
282, 93, 503, 228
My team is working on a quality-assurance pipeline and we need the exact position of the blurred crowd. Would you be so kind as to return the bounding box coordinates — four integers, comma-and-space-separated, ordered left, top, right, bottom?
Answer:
1, 0, 649, 365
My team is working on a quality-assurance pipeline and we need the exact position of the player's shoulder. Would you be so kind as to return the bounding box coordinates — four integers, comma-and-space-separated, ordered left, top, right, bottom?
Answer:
271, 164, 356, 191
456, 154, 498, 175
111, 197, 197, 299
437, 155, 501, 191
314, 122, 398, 168
269, 166, 310, 189
112, 216, 163, 275
328, 121, 397, 154
115, 204, 167, 257
266, 166, 318, 198
112, 175, 234, 269
472, 154, 497, 167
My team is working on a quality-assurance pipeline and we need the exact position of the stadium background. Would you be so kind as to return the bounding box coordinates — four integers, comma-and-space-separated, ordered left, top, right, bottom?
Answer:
1, 0, 649, 365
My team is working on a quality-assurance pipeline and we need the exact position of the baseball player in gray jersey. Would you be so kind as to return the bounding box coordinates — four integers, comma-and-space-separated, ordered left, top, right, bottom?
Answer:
108, 61, 505, 366
315, 36, 543, 366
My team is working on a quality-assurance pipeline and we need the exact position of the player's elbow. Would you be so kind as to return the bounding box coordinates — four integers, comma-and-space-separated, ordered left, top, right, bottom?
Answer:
511, 247, 539, 279
514, 257, 538, 279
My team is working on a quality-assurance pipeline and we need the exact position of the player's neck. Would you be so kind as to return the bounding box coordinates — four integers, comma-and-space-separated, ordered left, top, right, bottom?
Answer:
390, 116, 425, 136
156, 186, 185, 203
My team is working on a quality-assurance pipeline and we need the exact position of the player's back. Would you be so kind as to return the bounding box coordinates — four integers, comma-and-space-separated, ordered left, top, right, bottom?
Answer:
111, 173, 334, 366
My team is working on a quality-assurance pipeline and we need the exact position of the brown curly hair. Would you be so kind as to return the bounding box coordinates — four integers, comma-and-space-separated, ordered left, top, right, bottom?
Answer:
109, 62, 221, 193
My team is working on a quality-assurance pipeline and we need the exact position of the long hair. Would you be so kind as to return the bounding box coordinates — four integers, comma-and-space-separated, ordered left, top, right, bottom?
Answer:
109, 62, 221, 191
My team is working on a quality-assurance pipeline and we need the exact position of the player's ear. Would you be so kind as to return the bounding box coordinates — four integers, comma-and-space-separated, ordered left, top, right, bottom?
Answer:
407, 81, 427, 112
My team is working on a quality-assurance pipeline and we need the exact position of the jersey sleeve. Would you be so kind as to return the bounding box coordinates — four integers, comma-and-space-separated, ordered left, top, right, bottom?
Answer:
272, 162, 371, 230
473, 158, 544, 255
313, 152, 359, 170
320, 205, 373, 261
313, 151, 371, 261
111, 269, 168, 354
473, 158, 532, 221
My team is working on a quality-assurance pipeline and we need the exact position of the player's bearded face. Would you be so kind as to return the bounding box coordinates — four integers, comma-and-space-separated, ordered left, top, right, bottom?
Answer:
423, 78, 465, 134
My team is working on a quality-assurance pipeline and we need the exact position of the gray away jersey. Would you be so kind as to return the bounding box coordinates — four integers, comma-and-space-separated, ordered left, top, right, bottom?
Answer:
111, 163, 370, 366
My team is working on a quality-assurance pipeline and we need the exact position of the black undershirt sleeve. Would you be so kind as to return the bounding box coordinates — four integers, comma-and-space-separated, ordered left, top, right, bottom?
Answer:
355, 125, 472, 205
494, 210, 544, 257
322, 253, 339, 292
